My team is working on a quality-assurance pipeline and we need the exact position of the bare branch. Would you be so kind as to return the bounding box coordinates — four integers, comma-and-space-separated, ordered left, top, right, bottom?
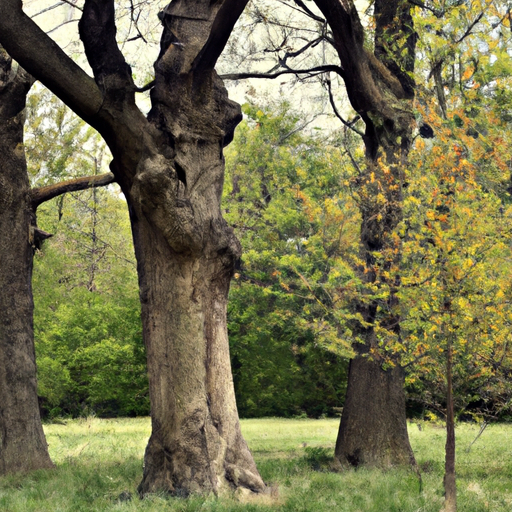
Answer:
30, 173, 116, 210
220, 64, 344, 80
135, 79, 155, 92
454, 11, 484, 45
47, 18, 80, 35
61, 0, 82, 11
193, 0, 251, 74
32, 2, 67, 19
324, 77, 364, 136
0, 0, 102, 121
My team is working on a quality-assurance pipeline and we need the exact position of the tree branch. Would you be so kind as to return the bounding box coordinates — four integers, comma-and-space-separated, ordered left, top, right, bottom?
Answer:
30, 173, 115, 210
193, 0, 251, 74
0, 0, 102, 121
220, 64, 344, 81
454, 11, 484, 45
408, 0, 444, 18
79, 0, 134, 92
291, 0, 326, 23
324, 77, 364, 136
32, 1, 81, 20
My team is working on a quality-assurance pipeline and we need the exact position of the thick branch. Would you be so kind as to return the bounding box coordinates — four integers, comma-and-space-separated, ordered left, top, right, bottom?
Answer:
193, 0, 251, 74
313, 0, 414, 120
79, 0, 134, 92
30, 172, 115, 210
292, 0, 326, 23
0, 0, 102, 121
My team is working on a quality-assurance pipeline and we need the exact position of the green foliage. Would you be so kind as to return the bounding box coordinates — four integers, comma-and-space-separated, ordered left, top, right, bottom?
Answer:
398, 3, 512, 421
33, 192, 148, 418
223, 101, 360, 417
26, 91, 148, 418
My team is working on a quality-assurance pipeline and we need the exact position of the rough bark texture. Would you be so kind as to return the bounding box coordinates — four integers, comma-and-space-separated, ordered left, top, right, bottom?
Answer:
133, 54, 263, 496
0, 0, 264, 495
313, 0, 417, 468
335, 359, 415, 467
0, 49, 54, 475
131, 3, 264, 494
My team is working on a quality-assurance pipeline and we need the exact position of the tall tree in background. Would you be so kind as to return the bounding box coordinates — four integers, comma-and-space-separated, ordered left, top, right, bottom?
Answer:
311, 0, 418, 467
0, 0, 265, 495
224, 102, 356, 418
0, 47, 112, 475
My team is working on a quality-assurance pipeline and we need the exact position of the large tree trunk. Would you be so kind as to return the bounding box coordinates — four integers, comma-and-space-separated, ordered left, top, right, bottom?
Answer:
335, 359, 414, 467
0, 0, 261, 494
130, 67, 264, 497
76, 0, 265, 495
134, 225, 263, 495
312, 0, 417, 468
0, 51, 54, 474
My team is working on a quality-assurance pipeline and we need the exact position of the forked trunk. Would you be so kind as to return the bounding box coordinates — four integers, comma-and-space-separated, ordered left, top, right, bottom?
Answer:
0, 0, 263, 492
0, 55, 53, 474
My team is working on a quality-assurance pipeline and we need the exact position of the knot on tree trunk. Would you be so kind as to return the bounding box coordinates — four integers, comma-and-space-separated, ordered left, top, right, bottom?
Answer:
132, 153, 204, 255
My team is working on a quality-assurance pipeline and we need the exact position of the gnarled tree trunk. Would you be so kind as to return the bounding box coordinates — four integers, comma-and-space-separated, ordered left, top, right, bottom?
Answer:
0, 0, 265, 495
131, 71, 264, 494
0, 49, 54, 475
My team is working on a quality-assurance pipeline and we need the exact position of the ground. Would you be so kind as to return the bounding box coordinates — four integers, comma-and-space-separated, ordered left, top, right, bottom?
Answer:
0, 417, 510, 511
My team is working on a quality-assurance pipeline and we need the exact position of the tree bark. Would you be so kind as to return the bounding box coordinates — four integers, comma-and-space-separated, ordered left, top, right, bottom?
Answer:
30, 172, 114, 209
0, 49, 54, 475
0, 0, 264, 495
335, 358, 415, 467
132, 70, 264, 495
313, 0, 417, 468
443, 333, 457, 511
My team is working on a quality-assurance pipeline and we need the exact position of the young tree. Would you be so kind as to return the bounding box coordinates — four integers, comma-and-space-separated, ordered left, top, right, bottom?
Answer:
0, 0, 265, 495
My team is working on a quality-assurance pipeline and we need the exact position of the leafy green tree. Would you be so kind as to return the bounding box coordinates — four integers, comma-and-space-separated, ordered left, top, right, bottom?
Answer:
33, 193, 148, 418
224, 102, 358, 417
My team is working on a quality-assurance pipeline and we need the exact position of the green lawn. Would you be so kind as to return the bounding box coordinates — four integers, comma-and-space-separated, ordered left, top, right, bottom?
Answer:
0, 417, 510, 511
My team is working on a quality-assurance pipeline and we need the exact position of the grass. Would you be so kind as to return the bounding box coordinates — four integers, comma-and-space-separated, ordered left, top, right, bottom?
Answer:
0, 417, 511, 511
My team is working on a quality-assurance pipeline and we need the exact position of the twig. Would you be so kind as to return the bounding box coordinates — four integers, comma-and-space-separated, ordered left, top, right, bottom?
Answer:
465, 421, 488, 452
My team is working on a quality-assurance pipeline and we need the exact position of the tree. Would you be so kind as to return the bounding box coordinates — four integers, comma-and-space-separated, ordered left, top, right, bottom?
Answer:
221, 0, 418, 469
399, 5, 512, 506
0, 0, 265, 495
224, 102, 355, 417
304, 0, 418, 468
0, 46, 53, 475
0, 46, 113, 474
